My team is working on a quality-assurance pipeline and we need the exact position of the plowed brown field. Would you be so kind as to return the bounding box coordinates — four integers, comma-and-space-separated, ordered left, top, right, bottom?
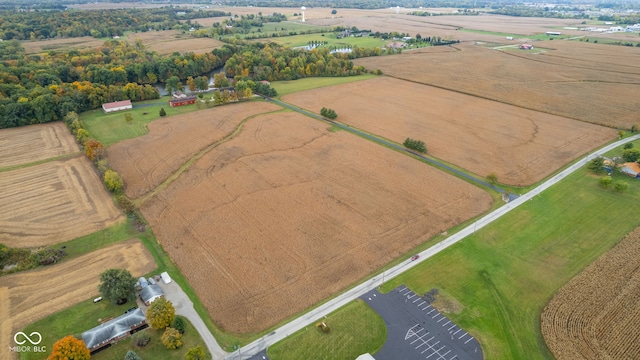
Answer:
0, 156, 123, 247
141, 111, 492, 334
0, 239, 156, 359
354, 41, 640, 129
108, 102, 280, 199
541, 227, 640, 359
0, 122, 79, 168
282, 77, 615, 186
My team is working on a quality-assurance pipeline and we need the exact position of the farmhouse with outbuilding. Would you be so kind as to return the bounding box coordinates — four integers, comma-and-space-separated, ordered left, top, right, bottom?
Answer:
81, 308, 147, 353
102, 100, 132, 113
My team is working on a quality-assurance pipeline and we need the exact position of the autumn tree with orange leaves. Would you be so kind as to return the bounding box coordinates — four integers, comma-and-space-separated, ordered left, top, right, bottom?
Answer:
48, 335, 90, 360
84, 139, 104, 161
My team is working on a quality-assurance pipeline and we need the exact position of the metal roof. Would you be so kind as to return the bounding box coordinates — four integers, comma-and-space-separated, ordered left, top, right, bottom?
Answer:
139, 284, 164, 303
81, 308, 145, 350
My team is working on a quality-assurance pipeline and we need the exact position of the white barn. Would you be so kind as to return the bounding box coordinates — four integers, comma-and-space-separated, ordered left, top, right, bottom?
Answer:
102, 100, 132, 113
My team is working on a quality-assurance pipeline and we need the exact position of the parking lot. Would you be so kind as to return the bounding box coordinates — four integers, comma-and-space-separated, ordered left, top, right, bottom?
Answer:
361, 286, 483, 360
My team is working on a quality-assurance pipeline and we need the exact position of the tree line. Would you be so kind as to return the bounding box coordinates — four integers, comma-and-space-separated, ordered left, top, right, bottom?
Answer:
0, 7, 228, 40
0, 40, 239, 128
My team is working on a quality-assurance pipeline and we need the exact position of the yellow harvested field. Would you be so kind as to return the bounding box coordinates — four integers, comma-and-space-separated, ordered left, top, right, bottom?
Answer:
0, 156, 124, 247
108, 102, 281, 199
141, 111, 492, 333
0, 122, 79, 168
22, 37, 105, 54
354, 41, 640, 129
282, 77, 616, 186
126, 30, 225, 55
541, 227, 640, 359
0, 239, 156, 359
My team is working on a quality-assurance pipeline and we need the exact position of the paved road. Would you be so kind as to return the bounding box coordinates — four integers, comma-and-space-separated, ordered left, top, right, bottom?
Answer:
224, 131, 640, 359
156, 279, 227, 359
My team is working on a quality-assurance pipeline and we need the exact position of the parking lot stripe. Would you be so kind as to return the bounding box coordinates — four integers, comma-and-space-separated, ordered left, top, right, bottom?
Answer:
417, 301, 426, 307
448, 324, 456, 331
437, 317, 446, 323
458, 333, 467, 340
452, 329, 462, 335
449, 355, 458, 360
426, 309, 435, 315
442, 320, 451, 327
464, 337, 474, 344
432, 313, 440, 319
413, 298, 420, 303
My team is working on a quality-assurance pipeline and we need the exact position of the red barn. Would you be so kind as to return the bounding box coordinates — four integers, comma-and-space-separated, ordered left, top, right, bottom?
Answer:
169, 95, 197, 107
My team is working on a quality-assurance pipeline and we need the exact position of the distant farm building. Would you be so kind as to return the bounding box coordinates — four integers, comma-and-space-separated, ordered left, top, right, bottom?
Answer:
102, 100, 132, 113
140, 283, 164, 305
546, 31, 561, 36
82, 308, 147, 353
620, 162, 640, 178
520, 44, 534, 50
169, 95, 197, 107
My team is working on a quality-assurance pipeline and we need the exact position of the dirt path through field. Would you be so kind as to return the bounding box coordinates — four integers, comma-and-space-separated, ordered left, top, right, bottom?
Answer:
0, 239, 156, 359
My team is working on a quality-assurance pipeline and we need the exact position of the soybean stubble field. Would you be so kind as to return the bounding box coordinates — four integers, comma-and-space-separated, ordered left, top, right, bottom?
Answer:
354, 41, 640, 129
282, 76, 616, 187
138, 110, 492, 333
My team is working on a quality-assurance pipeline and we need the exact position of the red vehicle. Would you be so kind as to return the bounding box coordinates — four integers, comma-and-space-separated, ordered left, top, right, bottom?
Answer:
411, 255, 420, 261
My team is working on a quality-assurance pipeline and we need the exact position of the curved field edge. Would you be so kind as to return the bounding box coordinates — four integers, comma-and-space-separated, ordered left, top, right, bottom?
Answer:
377, 163, 640, 359
541, 226, 640, 359
267, 299, 386, 360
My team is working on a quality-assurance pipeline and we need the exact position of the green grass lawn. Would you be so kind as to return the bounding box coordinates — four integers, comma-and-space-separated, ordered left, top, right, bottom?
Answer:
378, 163, 640, 359
459, 28, 571, 41
267, 300, 386, 360
271, 74, 377, 97
21, 308, 210, 360
267, 32, 388, 48
81, 97, 199, 146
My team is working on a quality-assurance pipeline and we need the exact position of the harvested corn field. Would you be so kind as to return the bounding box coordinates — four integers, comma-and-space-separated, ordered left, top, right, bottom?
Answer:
541, 226, 640, 359
0, 122, 79, 169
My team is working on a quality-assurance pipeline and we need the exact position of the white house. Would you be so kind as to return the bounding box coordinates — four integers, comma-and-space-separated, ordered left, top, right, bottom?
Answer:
102, 100, 132, 113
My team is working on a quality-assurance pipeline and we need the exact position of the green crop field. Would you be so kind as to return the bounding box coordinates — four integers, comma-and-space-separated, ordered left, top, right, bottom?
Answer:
267, 300, 386, 360
267, 32, 388, 49
271, 74, 377, 97
379, 163, 640, 359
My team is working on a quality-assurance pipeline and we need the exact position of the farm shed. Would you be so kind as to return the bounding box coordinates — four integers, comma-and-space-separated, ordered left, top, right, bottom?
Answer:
81, 308, 147, 353
620, 162, 640, 178
169, 95, 197, 107
520, 44, 534, 50
102, 100, 132, 113
139, 284, 164, 305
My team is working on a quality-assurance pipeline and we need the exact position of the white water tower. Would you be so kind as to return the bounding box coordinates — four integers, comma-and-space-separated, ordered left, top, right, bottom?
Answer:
396, 6, 400, 15
301, 6, 306, 22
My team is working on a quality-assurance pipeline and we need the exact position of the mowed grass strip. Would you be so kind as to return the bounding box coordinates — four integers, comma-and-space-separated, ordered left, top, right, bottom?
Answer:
267, 300, 386, 360
271, 74, 377, 97
379, 166, 640, 359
